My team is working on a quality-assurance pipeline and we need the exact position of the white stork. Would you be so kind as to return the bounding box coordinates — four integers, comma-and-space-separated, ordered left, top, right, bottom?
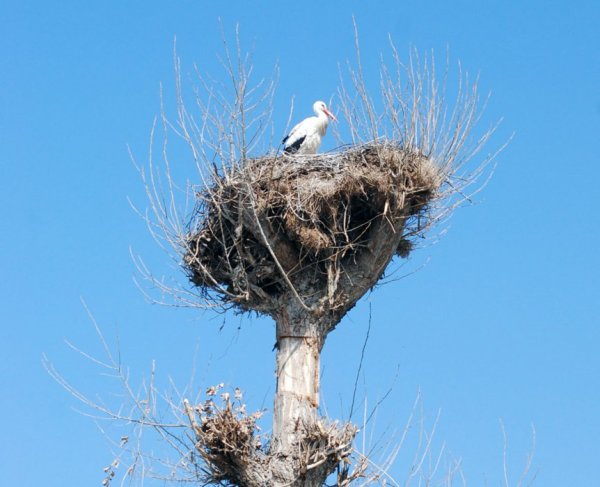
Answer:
282, 100, 337, 155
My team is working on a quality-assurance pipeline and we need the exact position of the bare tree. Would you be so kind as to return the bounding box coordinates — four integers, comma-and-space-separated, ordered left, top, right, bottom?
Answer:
79, 25, 508, 486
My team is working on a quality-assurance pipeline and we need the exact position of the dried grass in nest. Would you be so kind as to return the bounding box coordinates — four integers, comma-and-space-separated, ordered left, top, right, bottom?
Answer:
184, 142, 443, 312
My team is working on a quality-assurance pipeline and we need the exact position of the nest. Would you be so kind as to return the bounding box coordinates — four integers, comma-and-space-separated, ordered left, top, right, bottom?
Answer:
184, 389, 265, 485
184, 143, 443, 318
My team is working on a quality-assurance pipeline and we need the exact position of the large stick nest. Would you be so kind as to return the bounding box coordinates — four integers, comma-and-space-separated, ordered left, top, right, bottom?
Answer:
184, 143, 443, 318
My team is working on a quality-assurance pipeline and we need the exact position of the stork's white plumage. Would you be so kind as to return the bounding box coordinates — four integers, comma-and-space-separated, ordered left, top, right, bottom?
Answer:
283, 100, 337, 155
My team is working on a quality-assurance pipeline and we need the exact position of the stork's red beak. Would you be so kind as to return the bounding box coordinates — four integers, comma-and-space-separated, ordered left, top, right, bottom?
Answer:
324, 107, 337, 122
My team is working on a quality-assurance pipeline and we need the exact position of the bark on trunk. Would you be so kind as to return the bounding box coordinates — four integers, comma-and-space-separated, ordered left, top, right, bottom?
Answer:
273, 311, 322, 451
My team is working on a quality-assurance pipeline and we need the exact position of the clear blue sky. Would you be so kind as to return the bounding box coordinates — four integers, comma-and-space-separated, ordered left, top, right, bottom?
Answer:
1, 1, 599, 485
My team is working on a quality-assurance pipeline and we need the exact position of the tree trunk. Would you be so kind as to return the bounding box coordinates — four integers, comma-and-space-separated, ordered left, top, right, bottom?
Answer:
273, 310, 322, 451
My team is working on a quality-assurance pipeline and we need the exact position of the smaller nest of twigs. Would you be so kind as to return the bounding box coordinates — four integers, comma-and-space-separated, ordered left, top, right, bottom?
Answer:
184, 386, 264, 484
184, 143, 443, 315
184, 386, 358, 486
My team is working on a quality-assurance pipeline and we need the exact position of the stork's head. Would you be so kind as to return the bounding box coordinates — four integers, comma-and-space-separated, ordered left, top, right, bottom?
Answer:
313, 100, 337, 122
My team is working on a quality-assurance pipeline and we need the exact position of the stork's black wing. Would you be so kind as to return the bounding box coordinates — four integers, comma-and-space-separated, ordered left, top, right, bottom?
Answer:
283, 135, 306, 154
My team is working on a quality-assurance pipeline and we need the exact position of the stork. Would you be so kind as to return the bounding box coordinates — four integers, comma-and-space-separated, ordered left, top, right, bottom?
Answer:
282, 101, 337, 155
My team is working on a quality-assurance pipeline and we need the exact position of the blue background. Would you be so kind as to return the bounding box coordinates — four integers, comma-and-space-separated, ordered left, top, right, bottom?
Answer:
1, 1, 599, 485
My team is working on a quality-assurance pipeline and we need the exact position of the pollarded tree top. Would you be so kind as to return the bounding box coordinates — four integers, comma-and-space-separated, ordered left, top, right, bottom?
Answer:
184, 142, 443, 332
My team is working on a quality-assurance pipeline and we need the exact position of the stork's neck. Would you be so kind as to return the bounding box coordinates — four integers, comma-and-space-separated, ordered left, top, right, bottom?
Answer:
315, 110, 330, 135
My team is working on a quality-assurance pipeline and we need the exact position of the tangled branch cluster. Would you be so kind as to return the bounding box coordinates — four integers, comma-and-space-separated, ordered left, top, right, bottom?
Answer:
183, 385, 264, 485
183, 385, 359, 486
